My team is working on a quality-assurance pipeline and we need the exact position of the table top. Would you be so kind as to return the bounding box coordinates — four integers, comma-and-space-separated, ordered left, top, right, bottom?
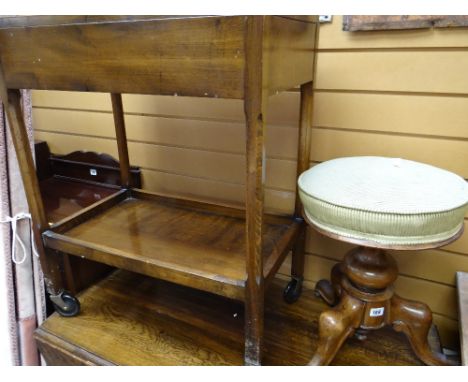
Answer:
0, 15, 317, 29
0, 15, 317, 98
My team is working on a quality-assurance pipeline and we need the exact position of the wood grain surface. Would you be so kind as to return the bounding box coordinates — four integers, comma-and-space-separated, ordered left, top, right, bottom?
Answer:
36, 270, 433, 366
43, 189, 300, 301
0, 16, 245, 98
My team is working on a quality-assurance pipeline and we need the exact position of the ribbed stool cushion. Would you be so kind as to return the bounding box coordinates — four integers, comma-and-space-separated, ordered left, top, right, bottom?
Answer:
298, 157, 468, 246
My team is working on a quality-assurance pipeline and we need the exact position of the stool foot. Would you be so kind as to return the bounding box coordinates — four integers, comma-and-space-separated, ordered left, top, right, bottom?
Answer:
390, 294, 457, 366
309, 293, 364, 365
314, 263, 342, 306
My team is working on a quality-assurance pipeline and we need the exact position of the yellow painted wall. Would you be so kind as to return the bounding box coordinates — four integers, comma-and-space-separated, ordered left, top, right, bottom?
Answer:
32, 16, 468, 349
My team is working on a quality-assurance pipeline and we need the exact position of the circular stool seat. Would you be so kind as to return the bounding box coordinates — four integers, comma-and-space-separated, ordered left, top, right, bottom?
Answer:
298, 156, 468, 248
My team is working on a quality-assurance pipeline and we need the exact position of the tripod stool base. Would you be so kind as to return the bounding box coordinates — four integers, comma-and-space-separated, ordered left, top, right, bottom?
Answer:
311, 246, 457, 366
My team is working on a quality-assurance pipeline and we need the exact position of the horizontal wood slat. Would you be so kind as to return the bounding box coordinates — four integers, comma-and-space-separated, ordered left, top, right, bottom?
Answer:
32, 90, 301, 126
34, 131, 298, 192
309, 128, 468, 179
313, 91, 468, 139
32, 108, 299, 160
316, 51, 468, 94
140, 168, 294, 216
305, 228, 468, 287
319, 16, 468, 50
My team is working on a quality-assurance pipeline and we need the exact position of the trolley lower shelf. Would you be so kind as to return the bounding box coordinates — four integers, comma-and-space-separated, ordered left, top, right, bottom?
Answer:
42, 188, 302, 300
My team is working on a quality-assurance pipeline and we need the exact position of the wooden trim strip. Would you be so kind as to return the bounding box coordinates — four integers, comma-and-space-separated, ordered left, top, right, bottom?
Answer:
42, 232, 245, 300
35, 328, 115, 366
47, 188, 128, 233
130, 188, 293, 225
456, 272, 468, 365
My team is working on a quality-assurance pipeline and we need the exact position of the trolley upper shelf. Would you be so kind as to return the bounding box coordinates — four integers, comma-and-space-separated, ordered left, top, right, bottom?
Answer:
0, 15, 317, 98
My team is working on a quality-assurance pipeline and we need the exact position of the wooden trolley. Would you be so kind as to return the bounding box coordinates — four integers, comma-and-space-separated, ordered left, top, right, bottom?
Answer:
0, 15, 318, 365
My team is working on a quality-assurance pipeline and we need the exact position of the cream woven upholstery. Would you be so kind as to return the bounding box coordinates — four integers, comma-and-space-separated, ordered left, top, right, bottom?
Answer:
298, 157, 468, 247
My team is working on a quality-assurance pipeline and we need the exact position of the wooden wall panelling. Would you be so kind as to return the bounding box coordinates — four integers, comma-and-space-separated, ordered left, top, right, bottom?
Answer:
316, 51, 468, 94
32, 90, 301, 125
32, 108, 300, 160
309, 128, 468, 178
305, 229, 468, 286
33, 131, 297, 192
313, 92, 468, 139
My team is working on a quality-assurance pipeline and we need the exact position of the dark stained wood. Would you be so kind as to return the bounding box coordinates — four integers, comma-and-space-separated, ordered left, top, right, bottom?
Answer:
312, 246, 459, 366
35, 270, 436, 366
50, 152, 141, 188
343, 15, 468, 32
276, 16, 318, 24
34, 140, 53, 181
40, 178, 117, 224
40, 179, 121, 294
0, 16, 204, 29
243, 16, 266, 366
343, 247, 398, 289
289, 82, 315, 285
43, 190, 298, 301
288, 23, 319, 284
110, 93, 131, 188
294, 83, 314, 217
0, 73, 64, 294
0, 16, 246, 98
457, 272, 468, 365
0, 16, 317, 98
48, 189, 128, 233
37, 141, 144, 294
1, 15, 319, 364
35, 329, 114, 365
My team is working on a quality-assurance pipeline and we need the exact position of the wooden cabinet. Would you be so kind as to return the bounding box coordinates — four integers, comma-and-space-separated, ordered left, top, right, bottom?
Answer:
0, 15, 319, 365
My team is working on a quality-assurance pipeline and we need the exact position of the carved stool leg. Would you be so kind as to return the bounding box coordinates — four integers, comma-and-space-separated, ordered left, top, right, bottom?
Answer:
390, 294, 456, 366
309, 293, 365, 365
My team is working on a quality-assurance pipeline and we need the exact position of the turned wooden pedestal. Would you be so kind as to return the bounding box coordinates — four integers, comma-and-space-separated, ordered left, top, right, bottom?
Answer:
312, 246, 457, 366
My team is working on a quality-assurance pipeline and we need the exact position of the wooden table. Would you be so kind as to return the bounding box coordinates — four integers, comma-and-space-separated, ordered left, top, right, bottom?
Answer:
0, 16, 319, 365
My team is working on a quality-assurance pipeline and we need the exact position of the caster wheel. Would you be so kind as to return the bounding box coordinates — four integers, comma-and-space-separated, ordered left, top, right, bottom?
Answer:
50, 291, 80, 317
314, 279, 337, 307
283, 277, 303, 304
